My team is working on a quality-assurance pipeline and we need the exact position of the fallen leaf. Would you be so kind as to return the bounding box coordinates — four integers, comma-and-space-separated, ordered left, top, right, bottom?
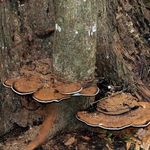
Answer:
64, 137, 76, 146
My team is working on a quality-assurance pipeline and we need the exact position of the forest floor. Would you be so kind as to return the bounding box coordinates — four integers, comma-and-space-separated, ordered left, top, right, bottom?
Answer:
0, 123, 138, 150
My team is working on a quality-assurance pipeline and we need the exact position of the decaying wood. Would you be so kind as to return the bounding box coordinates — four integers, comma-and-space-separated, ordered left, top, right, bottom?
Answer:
96, 0, 150, 101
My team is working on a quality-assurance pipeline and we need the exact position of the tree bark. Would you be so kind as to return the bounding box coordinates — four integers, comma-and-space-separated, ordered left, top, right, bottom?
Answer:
52, 0, 97, 134
0, 0, 55, 135
26, 1, 97, 149
53, 0, 97, 81
52, 0, 97, 136
96, 0, 150, 101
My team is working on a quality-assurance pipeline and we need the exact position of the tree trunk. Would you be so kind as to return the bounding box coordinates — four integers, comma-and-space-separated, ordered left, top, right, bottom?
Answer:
51, 0, 97, 135
0, 0, 55, 135
96, 0, 150, 101
53, 0, 97, 81
26, 1, 97, 149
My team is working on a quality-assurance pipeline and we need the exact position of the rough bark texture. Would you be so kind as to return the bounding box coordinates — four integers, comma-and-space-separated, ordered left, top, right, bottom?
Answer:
0, 0, 97, 138
53, 0, 97, 81
0, 0, 150, 139
0, 0, 55, 136
40, 0, 98, 142
96, 0, 150, 101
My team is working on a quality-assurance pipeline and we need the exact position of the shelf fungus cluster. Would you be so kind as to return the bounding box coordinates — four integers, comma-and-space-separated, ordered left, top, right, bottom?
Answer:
77, 92, 150, 130
2, 59, 100, 103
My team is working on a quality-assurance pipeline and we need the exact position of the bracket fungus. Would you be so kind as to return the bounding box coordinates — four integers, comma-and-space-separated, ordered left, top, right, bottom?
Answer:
3, 59, 99, 103
3, 77, 20, 88
12, 76, 43, 95
56, 82, 82, 95
33, 87, 70, 103
2, 58, 100, 149
77, 92, 150, 130
73, 86, 100, 96
97, 92, 140, 115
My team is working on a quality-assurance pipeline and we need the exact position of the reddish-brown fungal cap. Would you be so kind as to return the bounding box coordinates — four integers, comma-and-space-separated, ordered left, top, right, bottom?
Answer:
77, 102, 150, 130
97, 92, 140, 115
33, 87, 70, 103
56, 82, 82, 94
73, 86, 99, 96
12, 76, 43, 95
3, 77, 19, 88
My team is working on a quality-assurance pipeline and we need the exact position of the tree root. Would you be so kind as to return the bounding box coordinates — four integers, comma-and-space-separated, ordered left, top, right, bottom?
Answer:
26, 104, 59, 150
24, 96, 92, 150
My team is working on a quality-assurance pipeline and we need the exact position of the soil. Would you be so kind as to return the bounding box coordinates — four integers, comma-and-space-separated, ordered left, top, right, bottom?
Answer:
0, 124, 128, 150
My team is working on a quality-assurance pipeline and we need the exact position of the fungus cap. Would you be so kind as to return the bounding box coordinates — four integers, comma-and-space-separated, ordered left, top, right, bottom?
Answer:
73, 86, 99, 96
56, 82, 82, 94
12, 76, 43, 95
97, 92, 140, 115
3, 77, 19, 88
33, 87, 70, 103
77, 102, 150, 130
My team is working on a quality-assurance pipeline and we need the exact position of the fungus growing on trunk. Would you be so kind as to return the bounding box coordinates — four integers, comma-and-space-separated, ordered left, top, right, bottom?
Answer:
3, 77, 19, 88
12, 76, 43, 95
33, 87, 70, 103
97, 92, 140, 115
77, 92, 150, 130
56, 82, 82, 94
73, 86, 100, 97
3, 58, 98, 100
2, 58, 99, 150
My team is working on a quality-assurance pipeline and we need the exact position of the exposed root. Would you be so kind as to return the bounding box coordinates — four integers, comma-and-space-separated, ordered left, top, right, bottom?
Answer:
26, 104, 58, 150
